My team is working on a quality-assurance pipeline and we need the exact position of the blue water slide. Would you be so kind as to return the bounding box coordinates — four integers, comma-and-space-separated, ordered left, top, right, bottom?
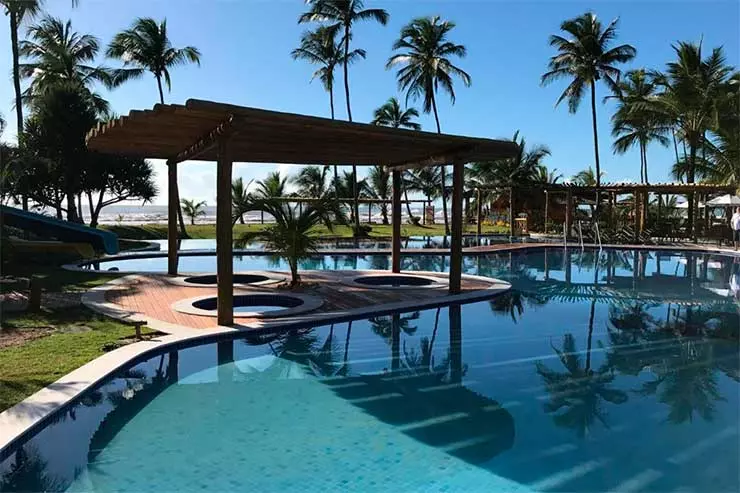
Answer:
0, 205, 119, 254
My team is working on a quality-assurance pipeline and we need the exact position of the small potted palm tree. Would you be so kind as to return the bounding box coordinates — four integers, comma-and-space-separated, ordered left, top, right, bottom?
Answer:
239, 197, 346, 287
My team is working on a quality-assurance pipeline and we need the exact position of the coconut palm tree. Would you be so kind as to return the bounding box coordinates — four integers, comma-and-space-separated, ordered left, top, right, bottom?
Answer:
292, 165, 331, 198
533, 165, 563, 184
292, 26, 365, 201
572, 166, 605, 186
610, 69, 670, 184
299, 0, 389, 235
107, 17, 200, 237
19, 16, 113, 114
255, 171, 288, 198
231, 177, 251, 224
239, 197, 345, 286
387, 16, 471, 235
541, 12, 637, 189
408, 166, 442, 223
107, 17, 201, 104
648, 43, 736, 236
366, 165, 390, 224
371, 96, 421, 223
371, 96, 421, 130
180, 198, 206, 225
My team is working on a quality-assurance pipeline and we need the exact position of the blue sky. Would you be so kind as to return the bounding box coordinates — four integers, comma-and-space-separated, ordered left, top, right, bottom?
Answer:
1, 0, 738, 205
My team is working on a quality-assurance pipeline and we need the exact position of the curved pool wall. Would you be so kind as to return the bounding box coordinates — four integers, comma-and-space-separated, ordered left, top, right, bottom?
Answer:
3, 247, 740, 492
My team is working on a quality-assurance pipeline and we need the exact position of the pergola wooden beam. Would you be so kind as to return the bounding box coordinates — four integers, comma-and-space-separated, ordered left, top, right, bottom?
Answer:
172, 114, 237, 163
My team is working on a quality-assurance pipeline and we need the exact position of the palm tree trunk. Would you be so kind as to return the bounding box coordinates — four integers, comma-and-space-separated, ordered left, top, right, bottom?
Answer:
156, 74, 165, 106
430, 93, 449, 235
643, 144, 649, 184
403, 187, 414, 224
156, 74, 188, 237
342, 25, 352, 122
9, 11, 28, 211
589, 81, 601, 186
671, 128, 680, 164
340, 25, 360, 235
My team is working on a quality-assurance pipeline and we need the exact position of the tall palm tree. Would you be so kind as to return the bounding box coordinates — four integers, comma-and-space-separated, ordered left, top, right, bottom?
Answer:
292, 165, 331, 198
572, 166, 604, 186
533, 165, 563, 184
107, 17, 200, 237
19, 16, 113, 114
388, 16, 471, 235
371, 96, 421, 223
2, 0, 42, 156
648, 43, 735, 236
366, 165, 390, 224
408, 166, 442, 223
610, 69, 669, 184
292, 26, 365, 203
107, 17, 201, 104
255, 170, 288, 198
180, 198, 206, 225
231, 177, 251, 224
299, 0, 389, 235
371, 96, 421, 130
541, 12, 636, 189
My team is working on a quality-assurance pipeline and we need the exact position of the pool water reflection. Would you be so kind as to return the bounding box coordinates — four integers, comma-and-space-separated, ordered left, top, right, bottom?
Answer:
4, 248, 739, 492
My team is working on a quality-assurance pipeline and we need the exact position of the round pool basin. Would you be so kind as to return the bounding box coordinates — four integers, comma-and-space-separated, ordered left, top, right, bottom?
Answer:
174, 293, 324, 319
352, 274, 444, 289
184, 274, 271, 285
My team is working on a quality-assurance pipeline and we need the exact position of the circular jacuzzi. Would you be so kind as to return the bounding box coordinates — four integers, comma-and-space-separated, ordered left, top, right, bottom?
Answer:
184, 274, 270, 285
173, 293, 324, 319
171, 272, 284, 288
350, 273, 446, 289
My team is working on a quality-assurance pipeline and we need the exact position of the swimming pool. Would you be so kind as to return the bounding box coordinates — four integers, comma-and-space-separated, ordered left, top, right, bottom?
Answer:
147, 235, 535, 252
3, 248, 739, 492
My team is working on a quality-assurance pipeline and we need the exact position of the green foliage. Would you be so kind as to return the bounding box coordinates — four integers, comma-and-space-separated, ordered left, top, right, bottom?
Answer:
107, 17, 201, 103
180, 198, 207, 225
371, 97, 421, 130
387, 16, 470, 127
238, 196, 346, 285
542, 12, 636, 186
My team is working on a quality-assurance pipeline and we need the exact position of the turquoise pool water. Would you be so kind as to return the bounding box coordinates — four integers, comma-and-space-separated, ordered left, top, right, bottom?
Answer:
3, 248, 739, 492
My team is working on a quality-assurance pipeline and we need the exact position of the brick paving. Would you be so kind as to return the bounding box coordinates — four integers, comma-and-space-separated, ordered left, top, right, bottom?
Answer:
104, 272, 495, 331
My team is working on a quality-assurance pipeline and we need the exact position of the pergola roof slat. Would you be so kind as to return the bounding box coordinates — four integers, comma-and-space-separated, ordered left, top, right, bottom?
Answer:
86, 99, 519, 166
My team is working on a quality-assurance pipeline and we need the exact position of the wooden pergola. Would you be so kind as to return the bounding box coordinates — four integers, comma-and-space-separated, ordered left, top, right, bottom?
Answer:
86, 99, 518, 325
476, 182, 736, 239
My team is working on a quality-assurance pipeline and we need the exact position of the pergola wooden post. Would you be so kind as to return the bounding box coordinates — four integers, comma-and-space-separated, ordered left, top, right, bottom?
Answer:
449, 159, 465, 294
476, 188, 482, 236
565, 189, 573, 238
544, 190, 549, 234
167, 160, 178, 275
508, 187, 515, 237
634, 191, 640, 241
216, 138, 234, 326
391, 170, 402, 274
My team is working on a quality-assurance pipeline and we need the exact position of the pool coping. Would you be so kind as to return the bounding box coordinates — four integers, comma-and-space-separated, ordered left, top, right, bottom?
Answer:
0, 270, 510, 457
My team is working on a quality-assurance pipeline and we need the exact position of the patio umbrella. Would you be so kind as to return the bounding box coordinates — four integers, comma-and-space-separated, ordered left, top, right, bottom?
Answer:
706, 194, 740, 207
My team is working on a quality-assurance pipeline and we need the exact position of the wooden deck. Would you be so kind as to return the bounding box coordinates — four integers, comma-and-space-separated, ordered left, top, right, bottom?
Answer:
104, 271, 498, 331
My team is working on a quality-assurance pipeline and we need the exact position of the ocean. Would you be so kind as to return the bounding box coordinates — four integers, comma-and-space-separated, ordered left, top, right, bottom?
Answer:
46, 204, 434, 225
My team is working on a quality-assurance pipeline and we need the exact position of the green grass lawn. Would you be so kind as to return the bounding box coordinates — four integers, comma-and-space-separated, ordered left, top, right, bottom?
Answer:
0, 257, 153, 412
0, 307, 154, 412
103, 222, 510, 240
